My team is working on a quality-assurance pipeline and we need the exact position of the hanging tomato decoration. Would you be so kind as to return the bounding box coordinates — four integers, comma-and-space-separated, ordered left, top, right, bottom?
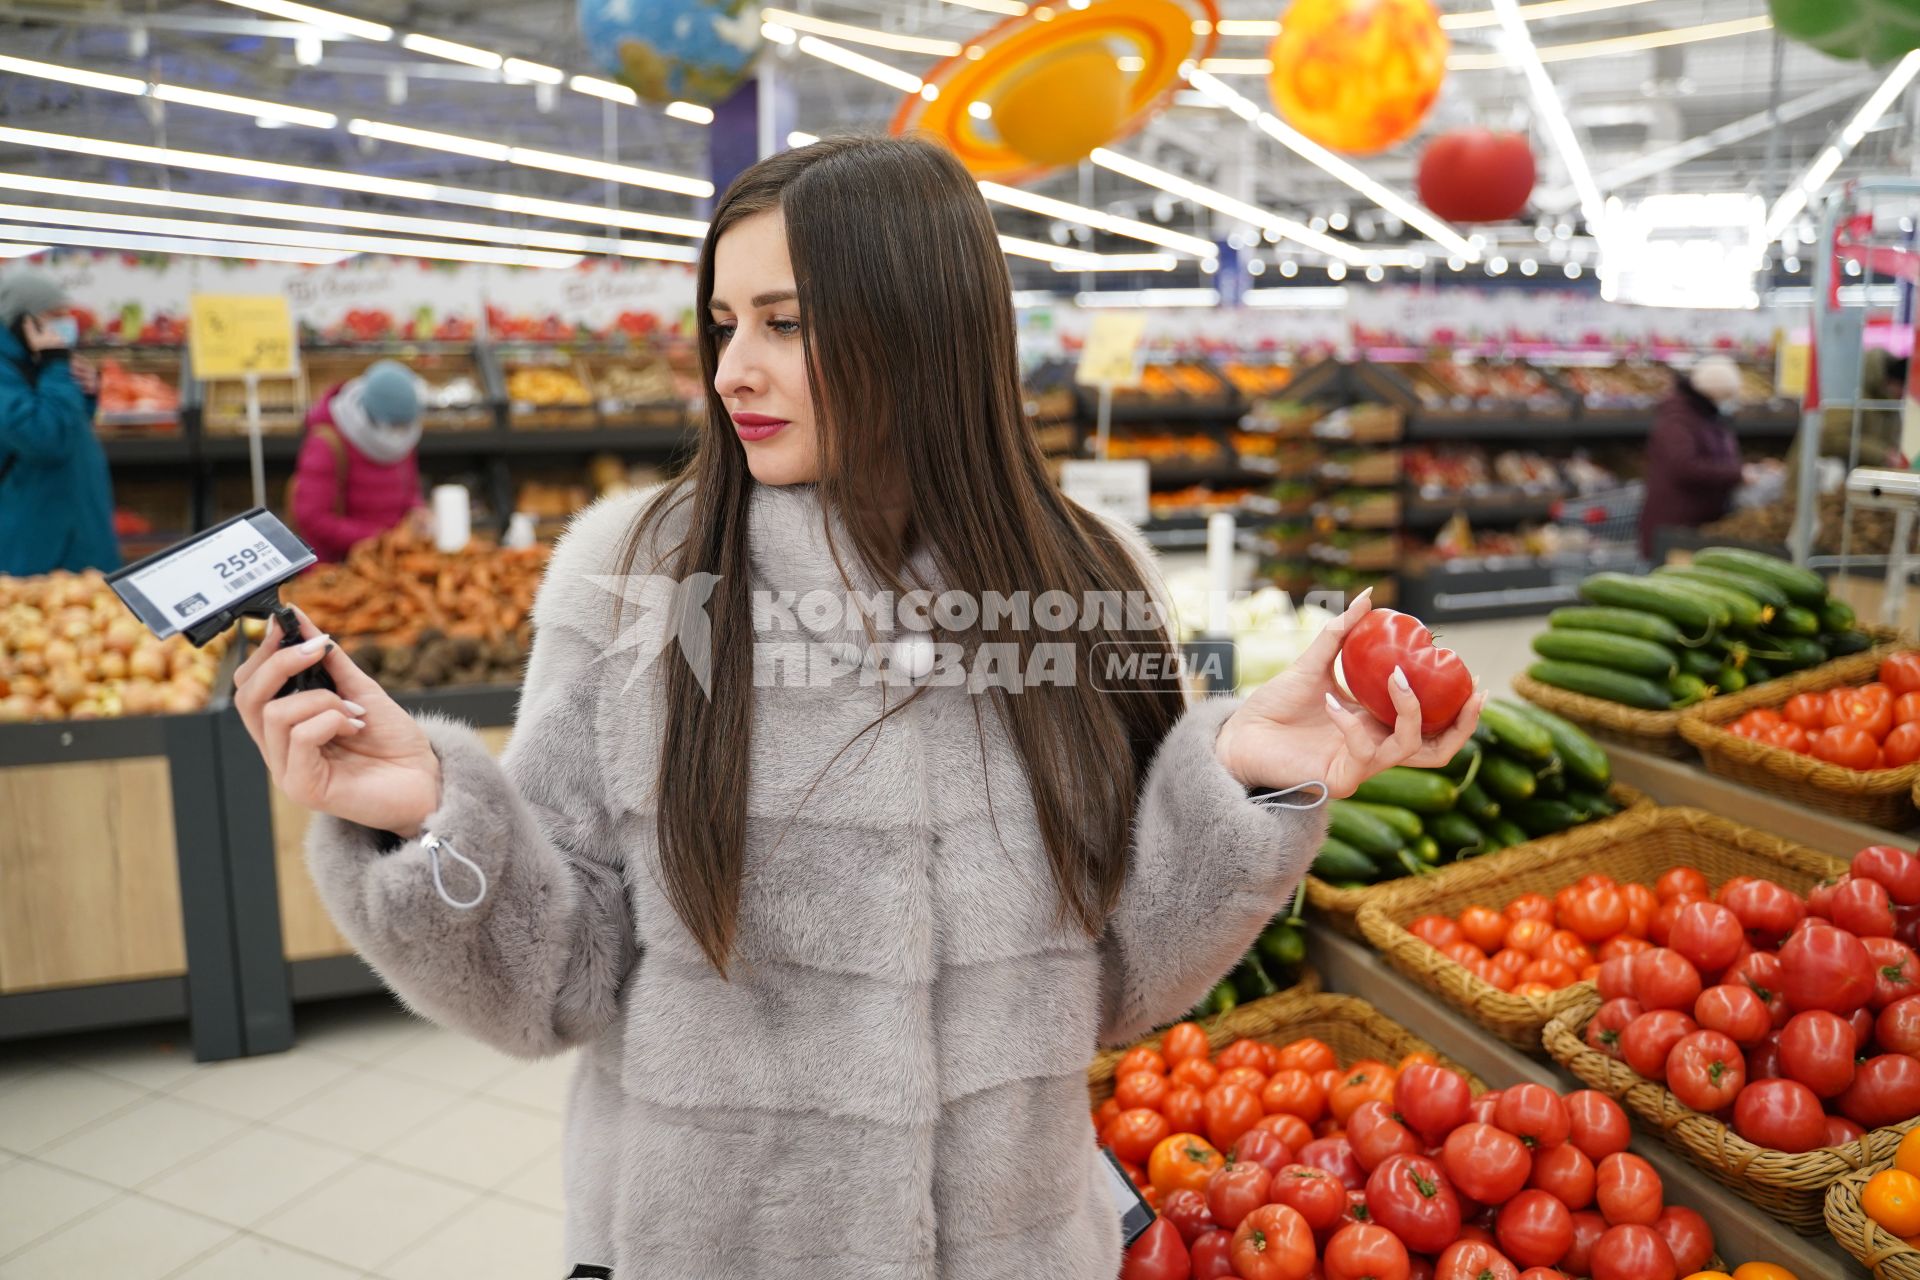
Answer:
1417, 129, 1537, 223
1267, 0, 1448, 156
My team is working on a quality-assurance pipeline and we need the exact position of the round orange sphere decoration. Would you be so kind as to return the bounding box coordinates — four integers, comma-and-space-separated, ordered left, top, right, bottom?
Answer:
994, 45, 1131, 168
1267, 0, 1449, 155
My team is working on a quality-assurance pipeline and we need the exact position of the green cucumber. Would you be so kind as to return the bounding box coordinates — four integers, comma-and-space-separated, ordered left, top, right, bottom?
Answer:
1327, 800, 1406, 859
1528, 660, 1673, 710
1770, 605, 1822, 638
1531, 629, 1678, 680
1351, 767, 1462, 816
1565, 787, 1619, 819
1199, 981, 1238, 1019
1579, 574, 1728, 638
1504, 700, 1613, 791
1410, 835, 1442, 866
1481, 699, 1556, 765
1511, 798, 1587, 838
1669, 673, 1712, 707
1394, 846, 1435, 878
1535, 762, 1568, 798
1716, 663, 1749, 694
1479, 752, 1540, 804
1663, 565, 1793, 611
1456, 780, 1501, 824
1692, 548, 1828, 608
1342, 801, 1426, 842
1822, 599, 1859, 634
1829, 630, 1874, 656
1679, 648, 1722, 680
1487, 817, 1529, 848
1312, 837, 1378, 883
1549, 606, 1690, 648
1232, 954, 1280, 1001
1425, 810, 1486, 854
1772, 636, 1829, 670
1743, 658, 1776, 683
1650, 570, 1771, 629
1258, 920, 1307, 969
1441, 740, 1482, 781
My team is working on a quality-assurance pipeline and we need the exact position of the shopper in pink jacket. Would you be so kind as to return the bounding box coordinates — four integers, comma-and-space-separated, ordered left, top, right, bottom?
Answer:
290, 359, 426, 562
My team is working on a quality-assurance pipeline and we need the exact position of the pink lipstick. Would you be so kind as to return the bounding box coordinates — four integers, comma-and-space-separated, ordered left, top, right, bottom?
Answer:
732, 411, 789, 441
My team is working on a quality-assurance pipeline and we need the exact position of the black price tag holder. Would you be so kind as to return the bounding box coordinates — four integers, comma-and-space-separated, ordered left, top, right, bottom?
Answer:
107, 507, 334, 698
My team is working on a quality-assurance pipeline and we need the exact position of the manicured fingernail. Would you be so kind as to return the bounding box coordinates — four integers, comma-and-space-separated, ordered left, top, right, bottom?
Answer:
298, 635, 330, 655
1324, 691, 1342, 714
1392, 665, 1412, 691
343, 700, 366, 716
347, 718, 366, 730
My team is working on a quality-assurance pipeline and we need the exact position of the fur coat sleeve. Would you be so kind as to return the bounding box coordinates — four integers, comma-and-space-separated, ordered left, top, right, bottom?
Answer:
302, 496, 646, 1059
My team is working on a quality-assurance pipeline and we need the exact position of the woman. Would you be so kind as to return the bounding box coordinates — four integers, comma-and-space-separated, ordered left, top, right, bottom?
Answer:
235, 137, 1481, 1279
290, 357, 426, 562
0, 267, 116, 575
1638, 355, 1746, 557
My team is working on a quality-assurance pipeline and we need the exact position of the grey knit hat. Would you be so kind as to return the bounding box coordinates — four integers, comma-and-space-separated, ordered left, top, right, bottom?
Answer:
0, 268, 69, 325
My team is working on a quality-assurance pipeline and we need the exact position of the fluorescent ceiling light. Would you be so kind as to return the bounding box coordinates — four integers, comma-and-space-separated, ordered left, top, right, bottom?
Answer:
0, 243, 48, 258
400, 33, 503, 69
1090, 147, 1368, 264
941, 0, 1028, 14
207, 0, 392, 41
1245, 286, 1349, 309
0, 54, 144, 95
1492, 0, 1604, 236
348, 118, 509, 162
152, 85, 337, 128
502, 58, 564, 85
1075, 288, 1220, 307
1197, 59, 1271, 75
1765, 51, 1920, 242
795, 35, 925, 94
347, 118, 712, 197
0, 172, 699, 262
665, 101, 715, 124
761, 9, 961, 57
0, 203, 584, 268
761, 21, 798, 44
1049, 253, 1179, 272
978, 182, 1215, 257
0, 224, 351, 264
1534, 14, 1770, 62
788, 130, 820, 147
1185, 69, 1477, 262
0, 126, 710, 239
570, 74, 638, 105
1210, 0, 1667, 35
1214, 19, 1279, 36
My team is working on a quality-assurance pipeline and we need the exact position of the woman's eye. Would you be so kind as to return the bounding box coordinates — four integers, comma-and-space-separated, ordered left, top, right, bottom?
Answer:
770, 318, 801, 337
706, 322, 735, 342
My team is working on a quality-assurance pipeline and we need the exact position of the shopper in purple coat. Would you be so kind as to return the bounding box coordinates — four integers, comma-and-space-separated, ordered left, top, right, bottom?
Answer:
1638, 356, 1746, 557
290, 359, 426, 562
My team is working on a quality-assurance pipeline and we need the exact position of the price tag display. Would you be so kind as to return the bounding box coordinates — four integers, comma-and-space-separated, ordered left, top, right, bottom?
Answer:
1060, 459, 1151, 526
189, 293, 298, 381
1075, 312, 1148, 389
110, 510, 315, 640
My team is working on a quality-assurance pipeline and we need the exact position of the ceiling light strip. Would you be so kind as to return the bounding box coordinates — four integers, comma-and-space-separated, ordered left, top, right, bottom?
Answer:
1535, 14, 1772, 63
793, 34, 926, 94
760, 9, 962, 57
1492, 0, 1604, 234
0, 223, 352, 264
206, 0, 391, 41
978, 182, 1216, 257
1089, 147, 1368, 264
939, 0, 1029, 15
1765, 51, 1920, 242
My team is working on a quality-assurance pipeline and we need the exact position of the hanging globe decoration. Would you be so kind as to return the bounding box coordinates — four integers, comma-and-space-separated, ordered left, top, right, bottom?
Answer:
1418, 129, 1536, 222
1267, 0, 1448, 155
892, 0, 1219, 185
578, 0, 760, 106
1770, 0, 1920, 64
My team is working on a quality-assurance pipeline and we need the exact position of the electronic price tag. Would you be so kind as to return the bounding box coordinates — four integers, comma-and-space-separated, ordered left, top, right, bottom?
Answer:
107, 507, 334, 698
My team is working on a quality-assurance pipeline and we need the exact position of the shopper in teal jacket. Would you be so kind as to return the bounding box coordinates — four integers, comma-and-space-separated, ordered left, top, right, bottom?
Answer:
0, 267, 119, 575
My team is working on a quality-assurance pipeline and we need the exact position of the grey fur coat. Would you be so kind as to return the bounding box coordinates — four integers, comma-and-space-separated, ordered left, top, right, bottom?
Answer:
306, 482, 1327, 1278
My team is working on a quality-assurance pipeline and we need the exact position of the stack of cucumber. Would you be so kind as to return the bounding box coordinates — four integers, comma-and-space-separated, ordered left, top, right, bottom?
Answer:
1310, 699, 1618, 888
1527, 548, 1872, 711
1187, 914, 1309, 1021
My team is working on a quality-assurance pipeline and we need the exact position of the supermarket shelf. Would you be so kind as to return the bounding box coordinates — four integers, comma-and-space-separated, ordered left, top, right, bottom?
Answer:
1399, 546, 1643, 622
1307, 924, 1852, 1277
100, 434, 191, 464
1404, 414, 1569, 441
201, 433, 301, 463
1141, 458, 1281, 488
486, 425, 693, 454
1608, 745, 1919, 849
1403, 491, 1565, 530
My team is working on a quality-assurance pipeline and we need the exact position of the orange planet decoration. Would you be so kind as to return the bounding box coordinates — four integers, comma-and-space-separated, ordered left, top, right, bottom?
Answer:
892, 0, 1219, 184
1267, 0, 1448, 156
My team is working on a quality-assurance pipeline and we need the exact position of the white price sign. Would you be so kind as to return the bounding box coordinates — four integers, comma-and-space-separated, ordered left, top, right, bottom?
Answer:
111, 511, 315, 639
1060, 459, 1151, 527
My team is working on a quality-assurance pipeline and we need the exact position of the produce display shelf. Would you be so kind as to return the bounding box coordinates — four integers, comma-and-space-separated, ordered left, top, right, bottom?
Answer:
1141, 458, 1282, 488
1307, 923, 1850, 1278
201, 434, 301, 463
1608, 743, 1918, 851
1402, 490, 1565, 530
1398, 545, 1642, 622
483, 425, 694, 455
100, 435, 192, 465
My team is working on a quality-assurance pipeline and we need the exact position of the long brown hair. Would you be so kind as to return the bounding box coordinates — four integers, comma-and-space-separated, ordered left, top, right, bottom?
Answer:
623, 134, 1185, 974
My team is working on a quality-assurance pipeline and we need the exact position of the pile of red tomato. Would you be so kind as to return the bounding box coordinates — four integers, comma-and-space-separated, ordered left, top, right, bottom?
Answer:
1724, 652, 1920, 771
1580, 846, 1920, 1151
1102, 1024, 1717, 1280
1404, 876, 1668, 997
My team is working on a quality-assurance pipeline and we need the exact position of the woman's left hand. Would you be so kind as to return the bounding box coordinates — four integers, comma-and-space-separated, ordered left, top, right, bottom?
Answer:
1214, 591, 1484, 798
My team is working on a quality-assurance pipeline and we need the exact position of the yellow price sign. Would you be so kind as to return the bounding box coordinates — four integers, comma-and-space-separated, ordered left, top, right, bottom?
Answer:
1775, 338, 1810, 401
1076, 312, 1147, 389
189, 294, 297, 381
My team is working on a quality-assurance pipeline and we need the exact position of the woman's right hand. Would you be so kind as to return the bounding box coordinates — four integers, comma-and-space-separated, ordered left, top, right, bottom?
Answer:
233, 606, 441, 837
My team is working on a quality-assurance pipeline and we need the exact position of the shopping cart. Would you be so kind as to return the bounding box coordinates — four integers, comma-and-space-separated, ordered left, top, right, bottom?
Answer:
1551, 481, 1645, 547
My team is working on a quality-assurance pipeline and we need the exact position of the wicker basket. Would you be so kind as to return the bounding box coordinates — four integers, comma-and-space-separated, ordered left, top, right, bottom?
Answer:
1828, 1159, 1920, 1279
1356, 806, 1843, 1053
1545, 985, 1904, 1233
1306, 782, 1650, 938
1679, 646, 1920, 828
1511, 673, 1691, 757
1089, 990, 1482, 1106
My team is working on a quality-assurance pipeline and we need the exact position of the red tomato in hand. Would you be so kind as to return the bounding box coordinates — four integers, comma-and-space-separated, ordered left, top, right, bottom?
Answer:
1858, 846, 1920, 906
1733, 1078, 1828, 1151
1653, 1204, 1714, 1275
1594, 1153, 1663, 1226
1880, 994, 1920, 1055
1884, 651, 1920, 696
1347, 1100, 1421, 1173
1631, 949, 1704, 1012
1228, 1203, 1314, 1280
1270, 1163, 1346, 1232
1496, 1188, 1574, 1269
1496, 1084, 1570, 1150
1322, 1222, 1410, 1280
1120, 1217, 1192, 1280
1694, 984, 1772, 1048
1718, 878, 1806, 948
1159, 1189, 1217, 1247
1441, 1121, 1532, 1204
1812, 724, 1883, 771
1620, 1009, 1698, 1081
1832, 877, 1899, 938
1205, 1159, 1272, 1231
1665, 1030, 1747, 1112
1188, 1228, 1235, 1280
1586, 997, 1645, 1061
1838, 1053, 1920, 1129
1564, 1090, 1632, 1162
1779, 922, 1878, 1014
1366, 1154, 1463, 1255
1340, 608, 1474, 735
1435, 1240, 1518, 1280
1395, 1063, 1474, 1146
1666, 902, 1744, 976
1527, 1142, 1596, 1210
1589, 1223, 1676, 1280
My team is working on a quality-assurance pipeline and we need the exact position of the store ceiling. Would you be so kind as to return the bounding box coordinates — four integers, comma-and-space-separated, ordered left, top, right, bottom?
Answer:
0, 0, 1906, 285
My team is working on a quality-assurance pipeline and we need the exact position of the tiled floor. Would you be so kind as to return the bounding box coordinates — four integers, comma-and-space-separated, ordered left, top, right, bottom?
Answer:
0, 995, 572, 1279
